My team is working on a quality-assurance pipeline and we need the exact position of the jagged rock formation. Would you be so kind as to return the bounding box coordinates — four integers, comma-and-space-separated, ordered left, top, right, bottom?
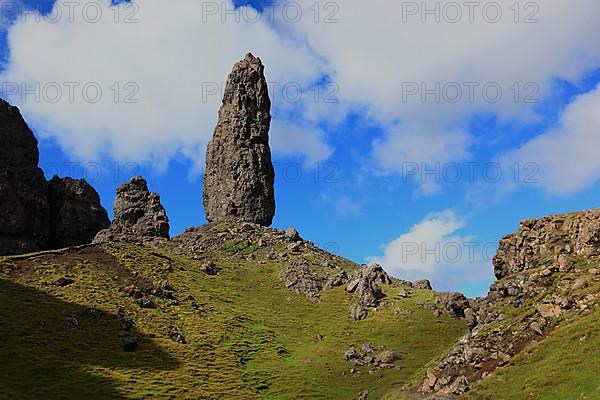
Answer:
419, 209, 600, 398
0, 99, 50, 254
493, 210, 600, 279
203, 53, 275, 227
48, 176, 110, 248
345, 264, 390, 320
0, 99, 109, 255
94, 176, 170, 244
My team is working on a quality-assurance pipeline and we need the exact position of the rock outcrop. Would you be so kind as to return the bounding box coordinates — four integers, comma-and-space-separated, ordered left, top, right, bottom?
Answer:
94, 176, 170, 244
203, 53, 275, 227
0, 99, 110, 255
48, 176, 110, 248
419, 209, 600, 398
0, 99, 50, 254
493, 209, 600, 279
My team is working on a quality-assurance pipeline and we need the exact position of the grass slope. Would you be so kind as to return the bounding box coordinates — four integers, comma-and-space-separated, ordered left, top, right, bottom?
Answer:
0, 242, 466, 400
465, 306, 600, 400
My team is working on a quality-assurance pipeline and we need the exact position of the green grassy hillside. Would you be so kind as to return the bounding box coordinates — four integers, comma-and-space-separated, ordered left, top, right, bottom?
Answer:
0, 240, 466, 400
464, 306, 600, 400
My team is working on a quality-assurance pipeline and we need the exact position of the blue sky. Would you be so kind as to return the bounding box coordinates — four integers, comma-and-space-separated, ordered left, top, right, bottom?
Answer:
2, 0, 600, 297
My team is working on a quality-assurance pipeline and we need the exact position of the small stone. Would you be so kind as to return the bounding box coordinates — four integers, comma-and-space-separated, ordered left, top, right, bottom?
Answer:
200, 261, 221, 275
285, 227, 301, 241
350, 305, 368, 321
122, 338, 139, 352
287, 242, 302, 252
56, 277, 74, 287
529, 321, 543, 335
168, 327, 186, 344
572, 278, 588, 290
537, 303, 561, 318
138, 298, 156, 309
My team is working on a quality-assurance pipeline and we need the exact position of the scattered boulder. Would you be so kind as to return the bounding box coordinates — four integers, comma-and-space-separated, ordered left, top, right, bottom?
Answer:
200, 261, 221, 276
168, 327, 186, 344
122, 338, 139, 352
354, 277, 385, 308
437, 292, 471, 319
0, 99, 50, 254
355, 391, 369, 400
537, 303, 561, 319
413, 279, 432, 290
280, 264, 324, 302
203, 53, 275, 226
47, 176, 109, 248
55, 277, 74, 287
94, 176, 170, 244
285, 227, 301, 242
344, 343, 400, 370
374, 350, 400, 365
361, 263, 392, 285
324, 270, 350, 290
349, 305, 368, 321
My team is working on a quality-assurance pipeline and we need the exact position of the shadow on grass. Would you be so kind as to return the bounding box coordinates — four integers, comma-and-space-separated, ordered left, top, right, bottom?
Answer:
0, 279, 180, 399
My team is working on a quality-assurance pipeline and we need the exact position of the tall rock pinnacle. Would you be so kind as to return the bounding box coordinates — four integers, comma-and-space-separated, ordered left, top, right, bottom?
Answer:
203, 53, 276, 227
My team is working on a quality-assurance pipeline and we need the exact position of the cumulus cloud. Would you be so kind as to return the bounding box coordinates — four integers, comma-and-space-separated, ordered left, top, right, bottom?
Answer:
270, 120, 332, 165
3, 0, 600, 195
499, 84, 600, 195
368, 210, 494, 292
274, 0, 600, 177
0, 0, 330, 167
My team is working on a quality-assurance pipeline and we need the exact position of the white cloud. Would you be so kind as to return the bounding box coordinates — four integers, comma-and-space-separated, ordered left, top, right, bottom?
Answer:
368, 210, 493, 292
499, 84, 600, 195
273, 0, 600, 176
270, 120, 332, 165
3, 0, 600, 193
0, 0, 330, 167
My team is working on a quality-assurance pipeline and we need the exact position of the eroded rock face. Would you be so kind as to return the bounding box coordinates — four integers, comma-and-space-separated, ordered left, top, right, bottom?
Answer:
418, 209, 600, 398
203, 53, 275, 227
0, 99, 50, 254
48, 176, 110, 248
493, 209, 600, 279
94, 176, 169, 244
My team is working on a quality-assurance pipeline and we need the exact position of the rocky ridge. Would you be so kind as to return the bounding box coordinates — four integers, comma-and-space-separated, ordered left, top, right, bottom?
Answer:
418, 209, 600, 398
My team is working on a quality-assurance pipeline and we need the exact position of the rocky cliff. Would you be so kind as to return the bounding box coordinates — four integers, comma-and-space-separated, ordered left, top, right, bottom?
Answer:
0, 99, 110, 255
419, 209, 600, 398
0, 99, 50, 254
48, 176, 110, 248
203, 53, 276, 227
